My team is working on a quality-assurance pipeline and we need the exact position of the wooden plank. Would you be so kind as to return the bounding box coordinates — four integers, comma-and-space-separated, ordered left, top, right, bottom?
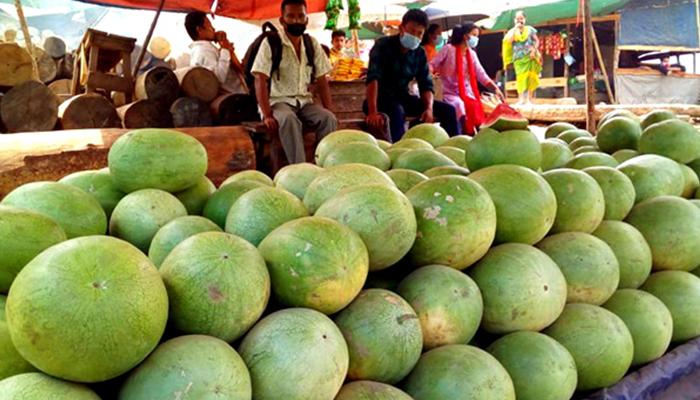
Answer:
618, 45, 700, 52
506, 77, 567, 91
86, 72, 134, 94
617, 68, 700, 78
514, 104, 700, 122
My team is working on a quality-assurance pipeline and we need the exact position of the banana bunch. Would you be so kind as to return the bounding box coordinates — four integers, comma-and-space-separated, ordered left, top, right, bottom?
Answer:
332, 58, 366, 81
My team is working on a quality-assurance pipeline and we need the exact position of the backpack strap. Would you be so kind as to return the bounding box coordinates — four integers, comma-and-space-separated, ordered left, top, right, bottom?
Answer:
268, 33, 283, 81
302, 34, 317, 84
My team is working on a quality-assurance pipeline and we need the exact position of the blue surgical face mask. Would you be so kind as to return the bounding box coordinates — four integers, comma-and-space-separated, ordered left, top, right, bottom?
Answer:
468, 36, 479, 49
434, 36, 444, 46
400, 32, 421, 51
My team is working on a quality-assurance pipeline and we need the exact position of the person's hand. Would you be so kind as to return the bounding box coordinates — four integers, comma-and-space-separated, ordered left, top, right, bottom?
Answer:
530, 49, 538, 60
366, 112, 384, 131
421, 108, 435, 124
494, 87, 506, 103
263, 115, 279, 134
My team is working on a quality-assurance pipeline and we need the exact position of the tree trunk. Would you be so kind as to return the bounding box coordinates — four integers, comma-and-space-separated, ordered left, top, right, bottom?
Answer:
48, 78, 72, 105
58, 93, 121, 130
0, 94, 5, 133
174, 67, 219, 103
149, 36, 171, 60
55, 52, 74, 80
134, 66, 179, 108
170, 97, 213, 128
0, 43, 33, 88
0, 81, 58, 133
42, 36, 66, 59
33, 48, 57, 84
117, 100, 173, 129
210, 93, 257, 125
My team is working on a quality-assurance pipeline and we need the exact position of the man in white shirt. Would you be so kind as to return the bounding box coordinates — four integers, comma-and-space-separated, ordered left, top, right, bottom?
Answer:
251, 0, 337, 165
185, 12, 247, 95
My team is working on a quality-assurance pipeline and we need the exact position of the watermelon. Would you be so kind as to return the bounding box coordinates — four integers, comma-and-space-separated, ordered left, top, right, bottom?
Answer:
626, 196, 700, 271
221, 170, 274, 187
323, 142, 391, 171
202, 180, 266, 229
316, 184, 416, 271
258, 217, 368, 314
436, 146, 466, 166
1, 182, 107, 239
225, 187, 309, 246
542, 169, 605, 234
109, 189, 188, 252
603, 289, 673, 366
377, 140, 392, 151
335, 289, 422, 384
273, 163, 324, 200
596, 117, 642, 154
160, 232, 270, 342
403, 124, 450, 147
336, 381, 413, 400
617, 155, 685, 203
6, 236, 168, 382
405, 176, 497, 270
392, 149, 457, 173
0, 373, 100, 400
641, 109, 676, 130
397, 265, 483, 349
59, 169, 126, 218
119, 335, 251, 400
0, 205, 66, 293
593, 221, 652, 289
469, 165, 557, 245
303, 164, 395, 214
0, 295, 5, 321
541, 139, 575, 171
613, 149, 640, 163
173, 176, 215, 215
487, 332, 577, 400
545, 122, 578, 139
544, 304, 633, 391
639, 119, 700, 163
424, 165, 470, 177
599, 109, 639, 128
315, 129, 378, 166
681, 164, 700, 198
442, 135, 472, 151
403, 345, 516, 400
583, 167, 636, 221
466, 129, 541, 172
572, 146, 600, 155
387, 148, 412, 167
641, 271, 700, 343
481, 103, 528, 132
569, 136, 598, 151
565, 152, 619, 169
148, 216, 222, 268
385, 169, 428, 193
239, 308, 348, 400
557, 129, 592, 144
537, 232, 620, 305
108, 128, 208, 193
390, 138, 434, 151
0, 322, 36, 380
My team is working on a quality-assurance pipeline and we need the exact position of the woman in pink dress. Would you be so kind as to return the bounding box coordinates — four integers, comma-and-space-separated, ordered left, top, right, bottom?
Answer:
430, 22, 504, 135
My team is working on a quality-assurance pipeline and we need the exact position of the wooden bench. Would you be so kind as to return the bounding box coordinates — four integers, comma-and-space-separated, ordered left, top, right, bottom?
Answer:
242, 121, 316, 175
506, 77, 568, 92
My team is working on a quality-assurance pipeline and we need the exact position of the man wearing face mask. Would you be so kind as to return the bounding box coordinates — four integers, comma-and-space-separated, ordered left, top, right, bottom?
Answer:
251, 0, 336, 164
364, 10, 458, 142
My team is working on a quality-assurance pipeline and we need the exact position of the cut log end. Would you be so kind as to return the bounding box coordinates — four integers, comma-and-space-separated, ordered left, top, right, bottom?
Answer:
43, 36, 67, 59
135, 66, 180, 108
211, 93, 258, 126
1, 81, 58, 133
117, 100, 174, 129
58, 94, 121, 130
170, 97, 213, 128
0, 43, 34, 87
175, 67, 220, 103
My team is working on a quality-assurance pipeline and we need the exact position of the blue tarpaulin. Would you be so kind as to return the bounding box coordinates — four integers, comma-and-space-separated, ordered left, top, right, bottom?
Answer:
619, 0, 700, 50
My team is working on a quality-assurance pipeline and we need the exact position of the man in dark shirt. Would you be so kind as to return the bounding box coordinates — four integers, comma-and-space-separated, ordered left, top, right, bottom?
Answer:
364, 9, 458, 141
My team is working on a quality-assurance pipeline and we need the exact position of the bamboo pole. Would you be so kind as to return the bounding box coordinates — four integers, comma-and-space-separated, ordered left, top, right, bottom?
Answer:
133, 0, 167, 78
591, 26, 614, 104
583, 0, 596, 133
564, 24, 570, 98
352, 30, 360, 60
13, 0, 39, 81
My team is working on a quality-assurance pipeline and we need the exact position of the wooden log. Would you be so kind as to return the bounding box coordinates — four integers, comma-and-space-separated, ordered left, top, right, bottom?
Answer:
0, 43, 33, 87
0, 126, 256, 198
170, 97, 213, 128
174, 67, 219, 103
515, 104, 700, 123
148, 36, 171, 60
117, 100, 173, 129
0, 81, 58, 133
48, 78, 72, 104
58, 94, 121, 130
112, 92, 127, 108
33, 48, 57, 83
210, 93, 257, 126
0, 94, 5, 133
55, 52, 74, 80
583, 0, 596, 133
134, 66, 179, 108
42, 36, 66, 59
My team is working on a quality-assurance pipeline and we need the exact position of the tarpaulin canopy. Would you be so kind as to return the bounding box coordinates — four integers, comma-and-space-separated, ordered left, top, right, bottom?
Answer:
618, 0, 700, 50
490, 0, 634, 30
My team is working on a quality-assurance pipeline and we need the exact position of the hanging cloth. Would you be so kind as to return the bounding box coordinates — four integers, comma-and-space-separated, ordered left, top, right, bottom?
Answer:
457, 45, 485, 135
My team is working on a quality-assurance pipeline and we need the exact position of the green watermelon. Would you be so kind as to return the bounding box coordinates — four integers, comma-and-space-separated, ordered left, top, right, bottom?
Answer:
393, 149, 457, 173
545, 122, 578, 139
148, 216, 222, 268
336, 381, 413, 400
385, 169, 428, 193
6, 236, 168, 382
0, 295, 5, 321
316, 184, 416, 271
424, 165, 470, 177
618, 155, 685, 203
626, 196, 700, 271
0, 373, 100, 400
442, 135, 472, 151
1, 182, 107, 239
403, 345, 515, 400
681, 164, 700, 198
544, 304, 633, 391
173, 176, 215, 215
599, 110, 639, 128
303, 164, 395, 214
221, 170, 274, 187
541, 139, 575, 171
639, 119, 700, 163
596, 117, 642, 154
641, 109, 676, 131
469, 244, 567, 334
108, 128, 208, 193
436, 146, 466, 166
469, 165, 557, 245
557, 129, 593, 144
487, 332, 577, 400
258, 217, 368, 314
573, 146, 600, 155
225, 187, 309, 246
160, 232, 270, 342
405, 176, 496, 270
323, 142, 391, 171
603, 289, 673, 366
403, 124, 450, 147
119, 335, 251, 400
335, 289, 422, 384
109, 189, 188, 252
387, 148, 412, 167
569, 137, 598, 151
239, 308, 348, 400
543, 169, 605, 234
377, 140, 392, 151
466, 129, 541, 172
0, 322, 36, 380
60, 168, 126, 218
397, 265, 483, 349
273, 163, 324, 200
0, 205, 66, 293
583, 167, 636, 221
537, 232, 620, 305
593, 221, 653, 289
390, 138, 434, 151
565, 152, 619, 169
202, 180, 266, 229
641, 271, 700, 343
613, 149, 640, 163
315, 129, 378, 166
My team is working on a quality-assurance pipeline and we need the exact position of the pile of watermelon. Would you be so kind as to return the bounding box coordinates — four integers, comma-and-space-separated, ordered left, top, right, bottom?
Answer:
2, 109, 700, 400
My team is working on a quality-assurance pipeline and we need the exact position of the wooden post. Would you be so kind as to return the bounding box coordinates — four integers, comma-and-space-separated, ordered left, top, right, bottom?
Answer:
564, 24, 570, 98
133, 0, 167, 78
591, 26, 614, 105
13, 0, 39, 81
614, 18, 620, 103
352, 30, 360, 60
583, 0, 596, 133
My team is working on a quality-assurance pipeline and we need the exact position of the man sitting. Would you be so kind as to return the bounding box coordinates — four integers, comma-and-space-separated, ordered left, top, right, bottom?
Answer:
185, 12, 247, 94
364, 9, 458, 142
329, 30, 347, 65
251, 0, 337, 164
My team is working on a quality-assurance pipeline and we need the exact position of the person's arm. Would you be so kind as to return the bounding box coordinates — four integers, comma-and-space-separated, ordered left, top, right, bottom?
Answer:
251, 40, 278, 133
365, 42, 385, 130
191, 42, 230, 85
472, 50, 505, 101
420, 90, 434, 123
417, 50, 435, 122
506, 28, 517, 43
530, 30, 540, 59
316, 75, 334, 111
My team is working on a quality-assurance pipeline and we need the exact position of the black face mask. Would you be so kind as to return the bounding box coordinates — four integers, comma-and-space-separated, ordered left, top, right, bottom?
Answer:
286, 23, 307, 37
